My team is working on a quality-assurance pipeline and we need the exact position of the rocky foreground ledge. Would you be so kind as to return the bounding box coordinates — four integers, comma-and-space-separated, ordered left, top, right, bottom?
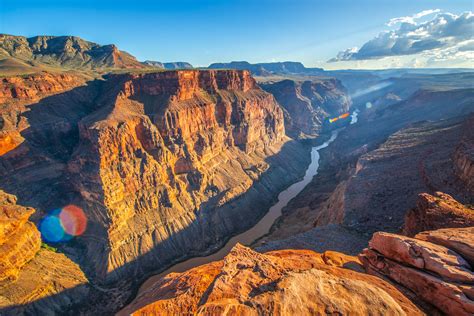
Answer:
122, 192, 474, 315
121, 244, 422, 315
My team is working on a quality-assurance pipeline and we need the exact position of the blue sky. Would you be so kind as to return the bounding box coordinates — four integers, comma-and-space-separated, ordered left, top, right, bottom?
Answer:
0, 0, 472, 68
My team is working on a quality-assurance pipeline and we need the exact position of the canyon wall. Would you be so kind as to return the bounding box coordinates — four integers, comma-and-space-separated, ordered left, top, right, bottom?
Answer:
0, 70, 310, 311
256, 87, 474, 250
0, 190, 89, 314
123, 190, 474, 315
69, 70, 310, 284
260, 79, 351, 138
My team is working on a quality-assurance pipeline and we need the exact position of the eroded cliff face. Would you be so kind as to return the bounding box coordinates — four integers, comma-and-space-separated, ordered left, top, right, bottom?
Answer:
0, 190, 89, 314
68, 70, 307, 284
125, 191, 474, 316
0, 69, 309, 311
0, 72, 88, 155
122, 244, 422, 316
454, 117, 474, 192
0, 72, 87, 103
260, 79, 351, 138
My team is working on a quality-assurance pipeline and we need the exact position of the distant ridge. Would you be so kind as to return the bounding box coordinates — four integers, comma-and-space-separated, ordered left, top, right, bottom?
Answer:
0, 34, 194, 75
208, 61, 323, 76
0, 34, 146, 71
143, 60, 193, 69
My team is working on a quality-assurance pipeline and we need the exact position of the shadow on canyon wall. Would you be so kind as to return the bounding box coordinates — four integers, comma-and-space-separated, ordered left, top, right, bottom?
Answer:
0, 80, 311, 315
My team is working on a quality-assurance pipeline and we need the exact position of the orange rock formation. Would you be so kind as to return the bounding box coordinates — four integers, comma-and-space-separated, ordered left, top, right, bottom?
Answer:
122, 244, 422, 315
0, 190, 89, 314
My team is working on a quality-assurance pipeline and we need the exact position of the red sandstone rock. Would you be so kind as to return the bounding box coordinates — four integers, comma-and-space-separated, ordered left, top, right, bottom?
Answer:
66, 69, 305, 283
416, 227, 474, 267
0, 190, 89, 314
369, 232, 473, 283
361, 229, 474, 315
403, 192, 474, 236
122, 244, 422, 316
0, 72, 86, 103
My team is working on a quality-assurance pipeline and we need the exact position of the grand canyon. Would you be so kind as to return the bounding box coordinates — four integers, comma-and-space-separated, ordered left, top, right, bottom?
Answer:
1, 2, 473, 316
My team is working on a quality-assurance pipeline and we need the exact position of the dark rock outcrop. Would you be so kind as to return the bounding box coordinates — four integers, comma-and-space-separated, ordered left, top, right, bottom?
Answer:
403, 192, 474, 236
261, 79, 351, 138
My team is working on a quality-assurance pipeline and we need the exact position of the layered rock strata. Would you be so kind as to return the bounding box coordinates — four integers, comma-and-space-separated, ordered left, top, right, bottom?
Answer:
0, 190, 89, 314
69, 70, 309, 285
258, 109, 474, 250
360, 229, 474, 315
0, 70, 310, 313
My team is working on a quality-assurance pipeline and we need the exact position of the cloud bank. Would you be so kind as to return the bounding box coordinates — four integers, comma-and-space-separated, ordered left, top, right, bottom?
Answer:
386, 9, 440, 26
329, 10, 473, 65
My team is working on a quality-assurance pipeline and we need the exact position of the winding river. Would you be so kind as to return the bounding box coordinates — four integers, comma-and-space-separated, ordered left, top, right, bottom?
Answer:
127, 111, 359, 309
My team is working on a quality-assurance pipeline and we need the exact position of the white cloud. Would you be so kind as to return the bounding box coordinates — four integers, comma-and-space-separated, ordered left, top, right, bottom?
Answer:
329, 11, 474, 66
387, 9, 441, 26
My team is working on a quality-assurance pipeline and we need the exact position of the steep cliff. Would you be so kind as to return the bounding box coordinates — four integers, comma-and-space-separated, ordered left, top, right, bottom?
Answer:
122, 244, 422, 315
257, 92, 474, 249
0, 69, 310, 311
0, 190, 89, 314
261, 79, 351, 138
68, 70, 309, 286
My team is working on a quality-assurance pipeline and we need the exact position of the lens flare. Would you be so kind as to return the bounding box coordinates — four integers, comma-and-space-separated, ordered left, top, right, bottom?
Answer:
329, 112, 351, 123
39, 205, 87, 243
60, 205, 87, 236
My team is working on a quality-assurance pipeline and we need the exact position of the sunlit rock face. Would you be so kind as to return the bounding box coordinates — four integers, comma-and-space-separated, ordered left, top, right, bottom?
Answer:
0, 190, 89, 314
65, 70, 308, 283
121, 244, 422, 316
261, 79, 351, 138
0, 69, 308, 309
360, 229, 474, 316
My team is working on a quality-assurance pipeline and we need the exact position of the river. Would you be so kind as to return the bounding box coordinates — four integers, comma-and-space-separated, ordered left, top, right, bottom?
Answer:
125, 111, 358, 310
131, 133, 339, 298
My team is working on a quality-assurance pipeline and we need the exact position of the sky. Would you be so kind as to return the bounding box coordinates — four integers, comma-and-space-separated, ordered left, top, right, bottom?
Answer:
0, 0, 472, 69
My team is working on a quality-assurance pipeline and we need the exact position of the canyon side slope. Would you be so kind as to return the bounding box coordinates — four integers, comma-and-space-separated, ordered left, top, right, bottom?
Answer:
123, 185, 474, 316
256, 75, 474, 253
